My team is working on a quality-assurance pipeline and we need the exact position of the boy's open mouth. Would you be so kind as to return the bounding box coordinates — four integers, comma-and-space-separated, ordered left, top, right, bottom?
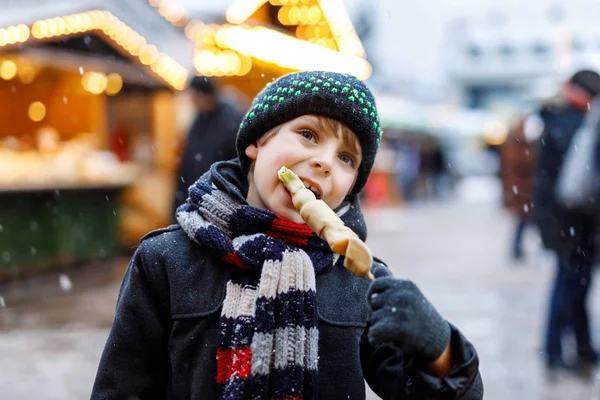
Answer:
300, 178, 322, 200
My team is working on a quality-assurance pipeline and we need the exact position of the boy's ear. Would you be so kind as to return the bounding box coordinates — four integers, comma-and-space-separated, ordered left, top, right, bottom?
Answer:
245, 143, 258, 160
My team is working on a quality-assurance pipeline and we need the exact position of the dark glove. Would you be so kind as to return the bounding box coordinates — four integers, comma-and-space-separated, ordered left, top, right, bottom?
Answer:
367, 268, 451, 364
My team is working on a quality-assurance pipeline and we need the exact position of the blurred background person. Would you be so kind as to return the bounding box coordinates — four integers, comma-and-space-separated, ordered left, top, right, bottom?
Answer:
172, 77, 244, 220
533, 69, 600, 375
394, 140, 421, 203
500, 114, 540, 262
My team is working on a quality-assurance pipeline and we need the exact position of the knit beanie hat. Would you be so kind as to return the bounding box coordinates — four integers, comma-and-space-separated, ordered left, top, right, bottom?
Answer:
570, 70, 600, 98
236, 71, 382, 195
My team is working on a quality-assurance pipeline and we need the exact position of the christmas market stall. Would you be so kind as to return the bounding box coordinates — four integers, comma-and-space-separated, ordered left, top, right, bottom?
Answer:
0, 0, 193, 279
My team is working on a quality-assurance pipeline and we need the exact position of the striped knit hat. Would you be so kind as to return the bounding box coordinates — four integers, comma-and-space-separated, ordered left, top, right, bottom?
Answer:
236, 71, 382, 195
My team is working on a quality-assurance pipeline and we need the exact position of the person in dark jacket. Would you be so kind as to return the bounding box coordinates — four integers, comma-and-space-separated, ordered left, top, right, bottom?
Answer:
533, 69, 600, 375
92, 71, 483, 399
172, 76, 244, 220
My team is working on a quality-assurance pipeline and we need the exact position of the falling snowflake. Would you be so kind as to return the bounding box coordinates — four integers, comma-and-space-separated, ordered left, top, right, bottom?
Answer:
58, 274, 72, 292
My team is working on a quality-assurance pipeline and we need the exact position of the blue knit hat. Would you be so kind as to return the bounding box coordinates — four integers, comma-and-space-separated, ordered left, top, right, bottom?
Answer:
236, 71, 382, 195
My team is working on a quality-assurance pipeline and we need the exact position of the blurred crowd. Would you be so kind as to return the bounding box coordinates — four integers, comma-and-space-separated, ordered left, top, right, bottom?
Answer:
499, 69, 600, 379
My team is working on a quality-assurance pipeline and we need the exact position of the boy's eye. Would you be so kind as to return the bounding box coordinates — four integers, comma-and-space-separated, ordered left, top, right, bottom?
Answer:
299, 129, 315, 141
339, 154, 356, 166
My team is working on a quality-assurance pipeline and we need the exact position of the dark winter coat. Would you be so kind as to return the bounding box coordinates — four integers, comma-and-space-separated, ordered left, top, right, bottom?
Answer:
533, 103, 597, 256
93, 161, 483, 400
173, 101, 244, 217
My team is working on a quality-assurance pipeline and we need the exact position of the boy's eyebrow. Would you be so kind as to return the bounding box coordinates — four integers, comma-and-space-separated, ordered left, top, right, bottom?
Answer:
311, 116, 362, 159
299, 116, 362, 161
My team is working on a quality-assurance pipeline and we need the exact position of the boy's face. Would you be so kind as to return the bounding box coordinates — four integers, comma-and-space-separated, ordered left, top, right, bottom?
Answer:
245, 115, 362, 224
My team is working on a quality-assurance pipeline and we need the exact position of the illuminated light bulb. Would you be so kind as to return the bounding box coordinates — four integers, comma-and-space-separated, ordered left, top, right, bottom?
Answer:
18, 63, 36, 83
0, 60, 17, 80
298, 6, 311, 24
296, 25, 307, 39
286, 7, 299, 25
199, 50, 217, 72
129, 38, 147, 56
39, 21, 48, 38
7, 26, 19, 44
325, 38, 337, 50
155, 55, 170, 75
88, 13, 99, 28
139, 45, 159, 65
74, 15, 85, 32
17, 25, 29, 42
105, 73, 123, 95
65, 16, 76, 34
215, 27, 228, 48
31, 23, 41, 39
318, 24, 331, 38
238, 54, 252, 76
47, 19, 58, 36
307, 5, 322, 24
216, 52, 232, 75
86, 72, 108, 95
225, 51, 241, 75
81, 71, 93, 90
28, 101, 47, 122
56, 18, 66, 34
0, 29, 8, 46
82, 14, 93, 29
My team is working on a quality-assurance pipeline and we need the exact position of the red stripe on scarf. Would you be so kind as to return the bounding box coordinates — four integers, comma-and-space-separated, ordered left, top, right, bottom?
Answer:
216, 347, 252, 383
272, 217, 314, 237
267, 230, 309, 247
222, 252, 247, 268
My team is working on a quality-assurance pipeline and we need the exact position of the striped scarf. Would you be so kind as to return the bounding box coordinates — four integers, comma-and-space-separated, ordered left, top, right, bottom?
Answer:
176, 180, 335, 400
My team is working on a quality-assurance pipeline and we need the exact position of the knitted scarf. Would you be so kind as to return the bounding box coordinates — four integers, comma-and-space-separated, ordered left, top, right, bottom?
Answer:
176, 178, 335, 400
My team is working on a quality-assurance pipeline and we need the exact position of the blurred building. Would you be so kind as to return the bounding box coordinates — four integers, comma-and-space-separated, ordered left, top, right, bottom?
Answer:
443, 3, 600, 113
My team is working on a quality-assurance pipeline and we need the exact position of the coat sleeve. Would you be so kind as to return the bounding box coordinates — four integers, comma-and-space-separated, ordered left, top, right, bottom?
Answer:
361, 264, 483, 399
91, 243, 170, 399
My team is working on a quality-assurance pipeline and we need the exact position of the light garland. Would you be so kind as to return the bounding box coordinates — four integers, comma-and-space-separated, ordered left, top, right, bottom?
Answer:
224, 0, 366, 58
147, 0, 188, 27
0, 11, 189, 90
202, 25, 371, 80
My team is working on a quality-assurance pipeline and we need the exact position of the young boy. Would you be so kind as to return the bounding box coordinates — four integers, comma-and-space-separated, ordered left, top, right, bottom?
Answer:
92, 71, 483, 399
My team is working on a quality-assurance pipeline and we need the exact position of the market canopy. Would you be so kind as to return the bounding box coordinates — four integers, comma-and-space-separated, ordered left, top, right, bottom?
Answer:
0, 0, 194, 90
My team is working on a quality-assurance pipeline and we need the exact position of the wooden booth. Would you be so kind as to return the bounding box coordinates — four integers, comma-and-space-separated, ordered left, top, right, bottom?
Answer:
0, 2, 193, 280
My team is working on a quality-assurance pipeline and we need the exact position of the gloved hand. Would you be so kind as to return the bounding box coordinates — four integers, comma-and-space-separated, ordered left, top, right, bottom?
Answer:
367, 268, 451, 364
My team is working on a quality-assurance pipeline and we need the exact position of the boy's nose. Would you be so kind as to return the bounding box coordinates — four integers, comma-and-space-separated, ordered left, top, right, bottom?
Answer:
311, 158, 332, 176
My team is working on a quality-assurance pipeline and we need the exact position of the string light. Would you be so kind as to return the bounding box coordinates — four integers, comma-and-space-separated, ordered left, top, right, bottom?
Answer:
0, 11, 189, 90
0, 60, 17, 80
28, 101, 47, 122
226, 0, 267, 24
147, 0, 188, 27
201, 25, 370, 80
223, 0, 366, 57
